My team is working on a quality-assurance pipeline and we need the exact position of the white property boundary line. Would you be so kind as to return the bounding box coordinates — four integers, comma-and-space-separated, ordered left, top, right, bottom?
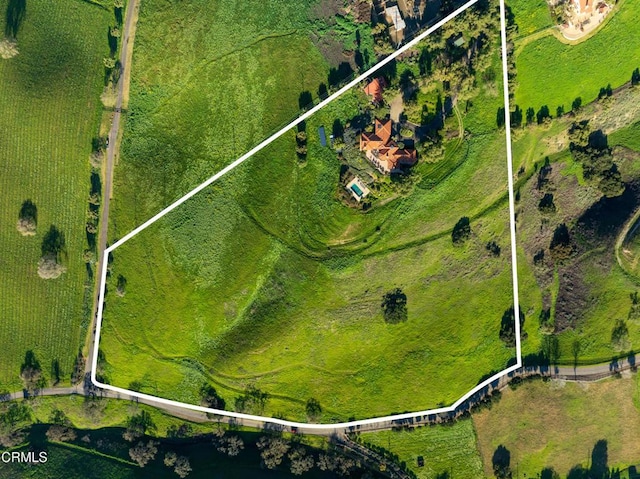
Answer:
91, 0, 522, 432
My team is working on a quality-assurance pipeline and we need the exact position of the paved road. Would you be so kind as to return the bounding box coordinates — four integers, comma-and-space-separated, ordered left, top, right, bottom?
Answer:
85, 0, 139, 376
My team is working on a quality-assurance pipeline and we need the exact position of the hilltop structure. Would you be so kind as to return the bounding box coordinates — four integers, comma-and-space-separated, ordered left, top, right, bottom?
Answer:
360, 118, 417, 174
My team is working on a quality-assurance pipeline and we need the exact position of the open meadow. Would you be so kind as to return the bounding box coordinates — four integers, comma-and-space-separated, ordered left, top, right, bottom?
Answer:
514, 0, 640, 114
473, 376, 640, 478
0, 0, 110, 390
109, 0, 376, 235
97, 3, 535, 422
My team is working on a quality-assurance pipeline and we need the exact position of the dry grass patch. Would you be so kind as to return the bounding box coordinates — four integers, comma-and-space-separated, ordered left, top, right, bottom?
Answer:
473, 376, 640, 477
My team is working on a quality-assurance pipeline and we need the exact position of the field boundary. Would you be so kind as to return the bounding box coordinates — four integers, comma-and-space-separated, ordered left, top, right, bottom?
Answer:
91, 0, 522, 431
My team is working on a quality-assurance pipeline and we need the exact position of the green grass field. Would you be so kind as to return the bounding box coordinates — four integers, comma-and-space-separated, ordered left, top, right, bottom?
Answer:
507, 0, 553, 37
514, 0, 640, 113
610, 121, 640, 151
109, 0, 375, 235
473, 376, 640, 478
97, 22, 534, 421
0, 0, 110, 390
361, 421, 485, 479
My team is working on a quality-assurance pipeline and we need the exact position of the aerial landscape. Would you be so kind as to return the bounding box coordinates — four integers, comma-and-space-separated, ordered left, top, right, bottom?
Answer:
0, 0, 639, 477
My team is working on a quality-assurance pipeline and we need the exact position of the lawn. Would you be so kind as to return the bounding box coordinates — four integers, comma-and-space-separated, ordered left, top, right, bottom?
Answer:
361, 421, 485, 479
0, 0, 110, 389
109, 0, 374, 236
514, 0, 640, 114
473, 376, 640, 478
507, 0, 553, 37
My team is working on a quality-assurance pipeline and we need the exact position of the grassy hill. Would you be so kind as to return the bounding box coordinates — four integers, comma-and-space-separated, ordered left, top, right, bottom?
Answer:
98, 7, 530, 421
0, 0, 110, 390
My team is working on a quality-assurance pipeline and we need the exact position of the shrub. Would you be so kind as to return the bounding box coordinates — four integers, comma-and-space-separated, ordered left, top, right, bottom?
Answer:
381, 288, 408, 323
549, 223, 574, 263
452, 217, 471, 244
305, 397, 322, 421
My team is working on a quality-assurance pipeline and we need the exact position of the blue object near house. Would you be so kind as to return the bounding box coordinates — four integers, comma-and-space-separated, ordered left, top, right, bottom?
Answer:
318, 126, 327, 147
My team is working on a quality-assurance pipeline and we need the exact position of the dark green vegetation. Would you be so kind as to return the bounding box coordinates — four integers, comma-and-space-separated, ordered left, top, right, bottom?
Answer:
512, 77, 640, 364
0, 397, 372, 478
513, 0, 640, 115
100, 1, 527, 422
0, 0, 111, 390
110, 0, 375, 233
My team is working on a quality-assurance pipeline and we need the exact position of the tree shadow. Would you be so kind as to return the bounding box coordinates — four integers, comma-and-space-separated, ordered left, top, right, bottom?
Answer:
298, 90, 312, 111
590, 439, 608, 479
18, 199, 37, 224
327, 62, 353, 88
5, 0, 26, 39
41, 225, 65, 259
540, 467, 559, 479
492, 445, 511, 479
567, 464, 588, 479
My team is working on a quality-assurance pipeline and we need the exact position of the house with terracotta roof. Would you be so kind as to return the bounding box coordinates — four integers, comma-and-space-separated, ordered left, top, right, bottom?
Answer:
572, 0, 593, 14
363, 77, 386, 105
360, 118, 417, 174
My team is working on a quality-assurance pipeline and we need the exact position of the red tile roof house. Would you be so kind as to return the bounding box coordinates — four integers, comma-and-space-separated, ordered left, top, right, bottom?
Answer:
573, 0, 594, 14
363, 77, 387, 105
359, 118, 417, 174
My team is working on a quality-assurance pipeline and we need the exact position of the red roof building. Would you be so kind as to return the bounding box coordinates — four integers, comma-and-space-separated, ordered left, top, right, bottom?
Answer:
363, 77, 387, 105
360, 119, 417, 174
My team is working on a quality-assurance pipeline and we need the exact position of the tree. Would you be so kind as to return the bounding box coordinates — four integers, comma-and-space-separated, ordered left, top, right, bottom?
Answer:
499, 307, 524, 347
611, 319, 630, 351
381, 288, 408, 323
598, 164, 625, 198
164, 451, 177, 467
20, 350, 45, 393
525, 107, 535, 125
452, 217, 471, 244
536, 105, 551, 124
289, 447, 315, 475
486, 241, 501, 257
632, 68, 640, 86
496, 107, 505, 128
46, 425, 76, 442
571, 97, 582, 111
129, 440, 158, 467
538, 193, 556, 213
492, 445, 512, 479
38, 225, 66, 279
200, 383, 225, 409
17, 199, 37, 235
549, 224, 574, 263
123, 410, 156, 441
174, 456, 192, 478
305, 397, 322, 421
257, 436, 290, 469
103, 56, 116, 69
234, 386, 268, 414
